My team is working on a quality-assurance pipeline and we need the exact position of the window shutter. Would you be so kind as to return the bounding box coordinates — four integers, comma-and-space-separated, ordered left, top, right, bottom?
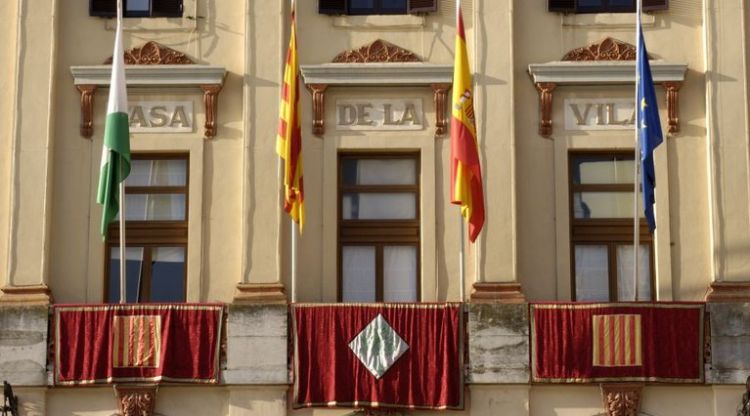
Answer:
642, 0, 668, 11
152, 0, 184, 17
90, 0, 116, 17
319, 0, 347, 15
548, 0, 576, 12
407, 0, 437, 13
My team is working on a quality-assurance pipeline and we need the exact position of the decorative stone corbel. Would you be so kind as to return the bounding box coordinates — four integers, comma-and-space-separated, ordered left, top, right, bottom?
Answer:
76, 85, 97, 139
200, 84, 223, 139
306, 83, 328, 137
431, 83, 451, 137
114, 384, 158, 416
663, 81, 682, 134
470, 282, 526, 304
600, 383, 643, 416
535, 82, 557, 138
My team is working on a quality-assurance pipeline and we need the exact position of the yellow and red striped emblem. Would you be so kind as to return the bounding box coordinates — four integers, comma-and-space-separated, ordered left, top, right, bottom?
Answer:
592, 314, 642, 367
113, 315, 161, 368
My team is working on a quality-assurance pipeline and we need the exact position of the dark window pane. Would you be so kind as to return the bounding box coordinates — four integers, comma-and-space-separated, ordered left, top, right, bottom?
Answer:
128, 0, 150, 12
380, 0, 407, 11
578, 0, 603, 6
610, 0, 633, 7
108, 247, 145, 303
149, 247, 186, 302
349, 0, 375, 12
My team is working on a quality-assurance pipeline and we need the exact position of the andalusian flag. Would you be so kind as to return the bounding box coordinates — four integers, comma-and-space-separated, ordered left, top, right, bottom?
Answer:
450, 4, 485, 242
276, 2, 304, 230
96, 7, 131, 238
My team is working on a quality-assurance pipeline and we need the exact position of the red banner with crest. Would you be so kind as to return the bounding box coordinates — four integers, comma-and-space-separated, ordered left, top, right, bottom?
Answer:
54, 304, 223, 385
531, 302, 704, 383
292, 303, 463, 410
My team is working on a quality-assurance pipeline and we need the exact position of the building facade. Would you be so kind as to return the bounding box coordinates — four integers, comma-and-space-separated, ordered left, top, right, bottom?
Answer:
0, 0, 749, 414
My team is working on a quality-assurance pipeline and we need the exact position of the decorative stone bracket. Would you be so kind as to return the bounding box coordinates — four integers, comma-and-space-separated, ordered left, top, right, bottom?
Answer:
300, 40, 453, 138
528, 38, 687, 138
600, 383, 643, 416
114, 384, 158, 416
71, 43, 226, 139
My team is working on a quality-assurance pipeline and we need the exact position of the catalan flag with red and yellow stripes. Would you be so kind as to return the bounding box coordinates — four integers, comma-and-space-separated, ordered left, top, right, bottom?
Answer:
450, 4, 484, 242
276, 3, 304, 230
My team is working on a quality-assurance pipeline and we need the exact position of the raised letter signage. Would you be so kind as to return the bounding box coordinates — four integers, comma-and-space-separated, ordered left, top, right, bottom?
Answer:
336, 99, 423, 131
128, 101, 194, 133
564, 98, 635, 131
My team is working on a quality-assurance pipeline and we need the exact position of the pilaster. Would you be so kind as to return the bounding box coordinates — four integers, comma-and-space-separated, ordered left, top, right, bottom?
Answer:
1, 0, 59, 303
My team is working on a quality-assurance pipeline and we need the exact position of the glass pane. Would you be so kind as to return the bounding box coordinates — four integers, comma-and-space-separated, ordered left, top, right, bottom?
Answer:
384, 246, 417, 302
342, 159, 416, 186
349, 0, 375, 11
342, 246, 376, 302
127, 0, 150, 12
125, 159, 187, 187
121, 194, 186, 221
342, 193, 416, 220
578, 0, 604, 6
150, 247, 186, 302
610, 0, 634, 7
573, 192, 643, 219
575, 245, 610, 301
380, 0, 407, 11
572, 156, 634, 185
616, 245, 652, 301
108, 247, 145, 303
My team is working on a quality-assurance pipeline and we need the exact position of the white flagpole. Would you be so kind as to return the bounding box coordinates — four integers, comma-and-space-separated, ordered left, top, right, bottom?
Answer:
117, 0, 127, 304
290, 0, 297, 304
633, 0, 642, 302
456, 0, 466, 303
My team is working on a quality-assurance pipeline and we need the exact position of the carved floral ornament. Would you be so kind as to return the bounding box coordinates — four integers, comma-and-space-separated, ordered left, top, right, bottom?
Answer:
114, 385, 157, 416
600, 383, 643, 416
332, 39, 422, 63
104, 41, 194, 65
563, 37, 641, 61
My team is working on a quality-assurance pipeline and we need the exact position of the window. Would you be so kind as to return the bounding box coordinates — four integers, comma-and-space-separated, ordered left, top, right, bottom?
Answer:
319, 0, 436, 15
548, 0, 667, 13
106, 154, 188, 303
90, 0, 183, 18
569, 152, 654, 301
338, 154, 420, 302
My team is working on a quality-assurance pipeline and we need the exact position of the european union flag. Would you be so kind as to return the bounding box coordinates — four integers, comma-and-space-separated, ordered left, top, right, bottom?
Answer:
637, 26, 663, 232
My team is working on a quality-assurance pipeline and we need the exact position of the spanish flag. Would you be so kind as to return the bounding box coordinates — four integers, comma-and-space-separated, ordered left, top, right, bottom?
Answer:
276, 2, 304, 230
450, 4, 484, 242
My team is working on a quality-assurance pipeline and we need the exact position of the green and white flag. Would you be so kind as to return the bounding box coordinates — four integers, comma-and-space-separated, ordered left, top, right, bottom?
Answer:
96, 8, 131, 238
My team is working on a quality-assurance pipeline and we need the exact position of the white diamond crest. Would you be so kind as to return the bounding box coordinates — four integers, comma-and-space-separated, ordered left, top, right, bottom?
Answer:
348, 313, 409, 379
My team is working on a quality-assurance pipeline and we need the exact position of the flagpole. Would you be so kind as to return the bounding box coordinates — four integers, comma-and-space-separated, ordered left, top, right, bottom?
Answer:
289, 0, 298, 304
116, 0, 127, 304
633, 0, 642, 302
455, 0, 466, 303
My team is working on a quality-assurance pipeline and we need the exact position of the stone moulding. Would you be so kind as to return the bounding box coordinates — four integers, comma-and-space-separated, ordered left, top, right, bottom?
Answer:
527, 60, 687, 138
332, 39, 422, 63
104, 41, 194, 65
300, 62, 453, 137
70, 64, 226, 139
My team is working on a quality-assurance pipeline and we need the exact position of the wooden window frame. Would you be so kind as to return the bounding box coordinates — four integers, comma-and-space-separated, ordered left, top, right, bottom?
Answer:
568, 151, 655, 302
337, 152, 421, 302
104, 153, 189, 303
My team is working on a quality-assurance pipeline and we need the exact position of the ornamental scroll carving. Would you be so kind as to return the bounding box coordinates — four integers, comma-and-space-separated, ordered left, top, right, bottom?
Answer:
332, 39, 421, 63
562, 37, 638, 61
115, 385, 157, 416
600, 383, 643, 416
104, 41, 194, 65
